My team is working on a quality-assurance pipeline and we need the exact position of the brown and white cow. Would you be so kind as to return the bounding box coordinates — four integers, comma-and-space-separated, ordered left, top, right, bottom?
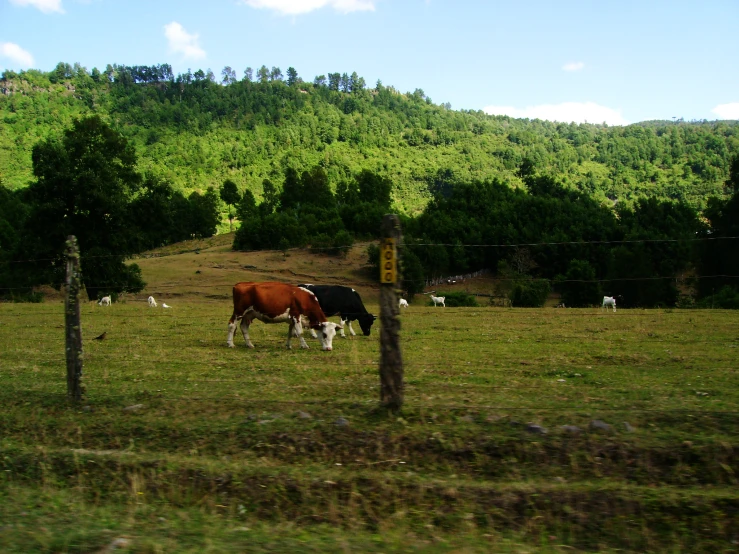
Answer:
227, 282, 340, 351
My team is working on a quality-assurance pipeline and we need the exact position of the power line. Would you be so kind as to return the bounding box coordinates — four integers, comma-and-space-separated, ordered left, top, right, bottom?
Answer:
1, 273, 738, 292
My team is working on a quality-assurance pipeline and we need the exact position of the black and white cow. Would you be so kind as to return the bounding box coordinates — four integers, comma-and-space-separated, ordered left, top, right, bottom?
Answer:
297, 284, 376, 337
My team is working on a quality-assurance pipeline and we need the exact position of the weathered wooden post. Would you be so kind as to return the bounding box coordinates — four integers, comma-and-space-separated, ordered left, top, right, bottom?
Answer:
379, 214, 404, 411
65, 235, 84, 402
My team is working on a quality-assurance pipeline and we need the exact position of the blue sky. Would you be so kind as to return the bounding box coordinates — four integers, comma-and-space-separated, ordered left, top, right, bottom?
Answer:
1, 0, 737, 125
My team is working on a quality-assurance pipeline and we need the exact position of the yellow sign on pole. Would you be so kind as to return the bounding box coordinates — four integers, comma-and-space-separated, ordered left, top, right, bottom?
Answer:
380, 238, 396, 284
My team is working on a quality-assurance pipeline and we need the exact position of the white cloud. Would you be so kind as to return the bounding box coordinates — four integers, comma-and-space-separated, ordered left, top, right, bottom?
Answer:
483, 102, 629, 126
9, 0, 64, 14
164, 22, 206, 61
562, 61, 584, 72
240, 0, 376, 15
0, 42, 35, 68
711, 102, 739, 120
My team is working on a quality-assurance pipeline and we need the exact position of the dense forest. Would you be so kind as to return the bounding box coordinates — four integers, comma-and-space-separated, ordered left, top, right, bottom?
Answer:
1, 62, 738, 213
1, 62, 738, 308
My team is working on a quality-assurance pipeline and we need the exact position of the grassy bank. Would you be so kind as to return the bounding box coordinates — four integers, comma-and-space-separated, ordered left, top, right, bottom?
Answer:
1, 240, 738, 552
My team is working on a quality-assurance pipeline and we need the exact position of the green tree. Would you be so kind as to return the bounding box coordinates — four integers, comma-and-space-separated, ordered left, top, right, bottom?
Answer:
269, 67, 283, 81
187, 188, 220, 239
286, 67, 299, 86
233, 188, 260, 250
21, 115, 145, 300
220, 179, 240, 231
221, 66, 237, 85
699, 156, 739, 299
401, 247, 425, 299
279, 168, 302, 210
236, 188, 258, 222
260, 179, 279, 216
557, 259, 602, 307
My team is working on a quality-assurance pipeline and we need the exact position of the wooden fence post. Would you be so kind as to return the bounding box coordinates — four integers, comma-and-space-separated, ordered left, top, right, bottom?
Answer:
65, 235, 84, 402
379, 214, 404, 411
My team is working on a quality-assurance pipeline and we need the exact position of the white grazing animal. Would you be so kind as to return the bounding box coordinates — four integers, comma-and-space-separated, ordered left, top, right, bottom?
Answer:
162, 303, 171, 308
602, 296, 617, 312
430, 295, 445, 307
98, 296, 111, 306
147, 295, 157, 308
399, 298, 409, 308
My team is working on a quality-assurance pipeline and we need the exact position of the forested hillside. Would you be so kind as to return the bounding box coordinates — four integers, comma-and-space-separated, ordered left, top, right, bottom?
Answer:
1, 62, 738, 213
2, 62, 739, 309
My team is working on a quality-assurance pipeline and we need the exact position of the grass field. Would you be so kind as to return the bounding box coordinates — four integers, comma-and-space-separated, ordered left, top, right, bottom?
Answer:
1, 240, 738, 553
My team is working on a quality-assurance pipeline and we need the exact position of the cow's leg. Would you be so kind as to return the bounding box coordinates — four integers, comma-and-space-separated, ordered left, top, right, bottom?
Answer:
309, 328, 318, 339
288, 317, 309, 349
240, 317, 255, 348
339, 319, 348, 337
227, 316, 238, 348
347, 320, 356, 336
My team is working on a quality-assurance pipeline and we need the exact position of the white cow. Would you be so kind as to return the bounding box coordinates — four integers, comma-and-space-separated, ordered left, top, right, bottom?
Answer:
148, 295, 157, 308
399, 298, 409, 308
602, 296, 617, 312
98, 296, 111, 306
162, 303, 171, 308
431, 295, 445, 307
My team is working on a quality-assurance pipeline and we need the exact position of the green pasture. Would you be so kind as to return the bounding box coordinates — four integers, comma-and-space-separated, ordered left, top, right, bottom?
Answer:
0, 301, 738, 552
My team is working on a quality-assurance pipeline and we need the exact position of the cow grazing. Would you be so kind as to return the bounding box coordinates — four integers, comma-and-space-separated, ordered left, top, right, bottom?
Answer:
98, 296, 111, 306
297, 284, 376, 338
148, 296, 157, 308
430, 295, 446, 307
227, 282, 340, 350
399, 298, 409, 308
602, 296, 617, 312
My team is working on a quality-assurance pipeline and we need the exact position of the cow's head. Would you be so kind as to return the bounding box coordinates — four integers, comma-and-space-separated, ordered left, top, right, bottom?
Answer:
317, 321, 340, 351
358, 313, 377, 336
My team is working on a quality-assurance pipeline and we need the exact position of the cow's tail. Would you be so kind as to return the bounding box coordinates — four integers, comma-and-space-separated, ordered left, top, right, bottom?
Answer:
229, 285, 243, 325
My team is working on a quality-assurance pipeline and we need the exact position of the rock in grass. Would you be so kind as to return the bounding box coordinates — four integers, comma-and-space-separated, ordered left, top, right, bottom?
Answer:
561, 425, 582, 434
589, 420, 612, 432
623, 422, 635, 432
297, 411, 312, 419
123, 404, 145, 412
526, 423, 547, 434
102, 537, 131, 552
335, 417, 349, 427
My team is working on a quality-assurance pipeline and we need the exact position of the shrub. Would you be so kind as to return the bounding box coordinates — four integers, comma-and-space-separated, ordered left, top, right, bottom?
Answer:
509, 279, 551, 307
332, 229, 354, 257
696, 286, 739, 309
366, 243, 380, 275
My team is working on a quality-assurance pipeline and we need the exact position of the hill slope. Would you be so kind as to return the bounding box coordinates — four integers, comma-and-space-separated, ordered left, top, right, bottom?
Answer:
1, 64, 738, 214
